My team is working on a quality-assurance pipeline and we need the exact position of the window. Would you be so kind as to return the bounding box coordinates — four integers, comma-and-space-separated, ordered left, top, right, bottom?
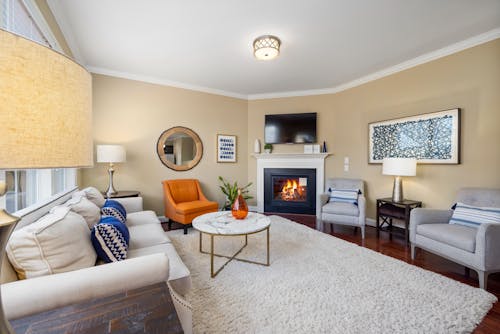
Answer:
0, 0, 77, 213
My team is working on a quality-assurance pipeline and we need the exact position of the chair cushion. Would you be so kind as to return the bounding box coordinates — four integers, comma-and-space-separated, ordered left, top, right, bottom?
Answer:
176, 200, 218, 215
63, 194, 101, 229
167, 180, 199, 203
101, 199, 127, 224
328, 188, 359, 205
449, 202, 500, 228
127, 210, 161, 226
417, 223, 477, 253
6, 206, 97, 279
91, 216, 130, 263
128, 224, 171, 250
322, 202, 359, 217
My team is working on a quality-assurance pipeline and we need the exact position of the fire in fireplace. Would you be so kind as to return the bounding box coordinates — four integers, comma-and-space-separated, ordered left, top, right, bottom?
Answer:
274, 177, 307, 201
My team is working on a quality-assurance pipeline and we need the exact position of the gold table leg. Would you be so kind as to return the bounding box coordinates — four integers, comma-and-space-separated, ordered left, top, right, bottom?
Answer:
199, 226, 270, 278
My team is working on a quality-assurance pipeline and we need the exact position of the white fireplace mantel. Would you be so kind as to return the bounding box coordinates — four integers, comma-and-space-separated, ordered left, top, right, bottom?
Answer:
253, 153, 331, 218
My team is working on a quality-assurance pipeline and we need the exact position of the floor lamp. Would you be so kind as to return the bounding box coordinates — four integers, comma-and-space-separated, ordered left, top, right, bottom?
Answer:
0, 29, 92, 333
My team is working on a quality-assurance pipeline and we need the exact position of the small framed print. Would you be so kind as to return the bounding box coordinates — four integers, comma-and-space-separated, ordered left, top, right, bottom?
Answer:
217, 134, 237, 163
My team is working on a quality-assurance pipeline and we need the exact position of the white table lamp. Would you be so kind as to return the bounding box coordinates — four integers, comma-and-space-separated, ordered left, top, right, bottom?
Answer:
97, 145, 126, 197
382, 158, 417, 202
0, 29, 92, 333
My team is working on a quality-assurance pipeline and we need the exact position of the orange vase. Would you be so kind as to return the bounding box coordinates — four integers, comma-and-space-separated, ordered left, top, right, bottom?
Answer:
231, 189, 248, 219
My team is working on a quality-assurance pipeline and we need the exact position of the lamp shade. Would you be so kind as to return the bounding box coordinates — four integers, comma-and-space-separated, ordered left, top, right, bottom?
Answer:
0, 29, 93, 169
97, 145, 126, 163
382, 158, 417, 176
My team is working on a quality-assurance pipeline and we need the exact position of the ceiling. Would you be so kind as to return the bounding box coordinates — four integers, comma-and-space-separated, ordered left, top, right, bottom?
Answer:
48, 0, 500, 100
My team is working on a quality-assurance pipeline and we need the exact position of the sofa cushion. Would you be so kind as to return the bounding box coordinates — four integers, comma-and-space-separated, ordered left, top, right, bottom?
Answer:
417, 223, 477, 253
167, 180, 199, 203
176, 200, 218, 215
6, 206, 97, 279
128, 242, 191, 295
91, 216, 130, 263
449, 202, 500, 228
101, 199, 127, 224
63, 194, 101, 229
322, 201, 359, 217
78, 187, 106, 208
128, 224, 171, 250
127, 210, 161, 226
328, 188, 359, 205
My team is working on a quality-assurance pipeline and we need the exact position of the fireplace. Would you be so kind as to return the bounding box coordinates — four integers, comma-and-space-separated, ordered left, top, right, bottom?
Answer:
264, 168, 316, 215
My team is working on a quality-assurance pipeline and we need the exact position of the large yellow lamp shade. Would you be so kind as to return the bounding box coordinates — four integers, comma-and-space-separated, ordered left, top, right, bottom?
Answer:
0, 29, 93, 169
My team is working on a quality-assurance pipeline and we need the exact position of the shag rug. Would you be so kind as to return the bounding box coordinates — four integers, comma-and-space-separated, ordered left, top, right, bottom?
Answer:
167, 216, 496, 334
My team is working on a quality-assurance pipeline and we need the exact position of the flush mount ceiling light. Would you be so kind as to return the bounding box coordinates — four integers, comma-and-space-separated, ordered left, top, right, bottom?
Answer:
253, 35, 281, 60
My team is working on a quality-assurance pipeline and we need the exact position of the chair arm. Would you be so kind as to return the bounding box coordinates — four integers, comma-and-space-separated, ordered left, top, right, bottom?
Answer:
2, 253, 168, 320
358, 195, 366, 225
167, 281, 193, 334
409, 208, 453, 243
475, 223, 500, 271
113, 196, 144, 213
319, 193, 329, 206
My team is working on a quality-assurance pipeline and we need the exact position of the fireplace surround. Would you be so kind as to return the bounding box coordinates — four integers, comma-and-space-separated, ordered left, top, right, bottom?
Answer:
253, 153, 330, 217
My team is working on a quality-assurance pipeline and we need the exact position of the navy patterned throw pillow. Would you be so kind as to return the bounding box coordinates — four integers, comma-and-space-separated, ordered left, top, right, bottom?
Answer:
91, 216, 129, 262
101, 199, 127, 224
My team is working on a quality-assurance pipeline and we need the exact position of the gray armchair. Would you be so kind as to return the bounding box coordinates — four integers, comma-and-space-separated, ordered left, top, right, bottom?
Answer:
410, 188, 500, 290
320, 178, 366, 238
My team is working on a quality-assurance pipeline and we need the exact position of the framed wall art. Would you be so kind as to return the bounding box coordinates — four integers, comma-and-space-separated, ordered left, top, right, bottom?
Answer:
368, 108, 460, 164
217, 134, 237, 163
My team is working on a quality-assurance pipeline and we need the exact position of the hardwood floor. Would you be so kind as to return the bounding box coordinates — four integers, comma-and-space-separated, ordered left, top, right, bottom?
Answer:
270, 213, 500, 334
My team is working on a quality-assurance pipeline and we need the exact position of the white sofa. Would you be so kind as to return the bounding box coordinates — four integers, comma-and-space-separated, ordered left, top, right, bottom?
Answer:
0, 188, 192, 332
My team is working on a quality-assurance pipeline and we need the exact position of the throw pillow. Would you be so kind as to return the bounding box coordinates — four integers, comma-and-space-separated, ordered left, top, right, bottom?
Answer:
91, 216, 130, 262
6, 206, 97, 280
62, 194, 101, 229
328, 188, 360, 205
101, 199, 127, 224
449, 202, 500, 228
77, 187, 106, 208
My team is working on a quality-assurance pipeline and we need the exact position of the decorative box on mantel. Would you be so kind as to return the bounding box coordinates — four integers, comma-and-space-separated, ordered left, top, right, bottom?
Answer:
252, 153, 331, 218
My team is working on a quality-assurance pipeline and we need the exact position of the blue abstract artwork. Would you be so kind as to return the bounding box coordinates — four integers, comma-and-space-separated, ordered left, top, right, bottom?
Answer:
369, 109, 460, 164
217, 135, 237, 162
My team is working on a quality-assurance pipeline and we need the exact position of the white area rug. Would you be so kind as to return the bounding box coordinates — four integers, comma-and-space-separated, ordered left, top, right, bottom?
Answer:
167, 216, 497, 334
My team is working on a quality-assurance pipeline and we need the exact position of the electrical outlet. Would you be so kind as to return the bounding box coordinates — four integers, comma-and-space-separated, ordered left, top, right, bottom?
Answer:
344, 157, 349, 164
344, 164, 349, 172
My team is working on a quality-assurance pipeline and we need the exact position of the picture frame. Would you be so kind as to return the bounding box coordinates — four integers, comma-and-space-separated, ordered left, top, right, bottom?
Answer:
217, 134, 237, 163
368, 108, 460, 164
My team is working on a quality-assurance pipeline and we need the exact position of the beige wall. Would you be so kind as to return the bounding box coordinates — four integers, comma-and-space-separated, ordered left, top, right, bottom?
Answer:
83, 40, 499, 219
248, 39, 500, 218
82, 74, 248, 214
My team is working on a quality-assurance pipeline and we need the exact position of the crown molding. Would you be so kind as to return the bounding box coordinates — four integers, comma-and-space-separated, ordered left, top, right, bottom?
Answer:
88, 66, 248, 100
247, 28, 500, 100
47, 0, 86, 65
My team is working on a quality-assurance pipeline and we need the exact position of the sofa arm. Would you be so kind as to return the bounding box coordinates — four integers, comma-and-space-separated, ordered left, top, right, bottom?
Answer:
114, 196, 144, 213
2, 253, 168, 320
410, 208, 453, 242
319, 193, 329, 206
358, 195, 366, 225
475, 223, 500, 271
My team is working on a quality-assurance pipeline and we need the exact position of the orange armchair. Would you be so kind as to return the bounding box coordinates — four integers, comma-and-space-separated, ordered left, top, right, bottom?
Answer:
162, 179, 218, 234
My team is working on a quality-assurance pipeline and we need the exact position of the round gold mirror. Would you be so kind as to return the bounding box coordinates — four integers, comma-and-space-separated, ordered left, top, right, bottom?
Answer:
156, 127, 203, 171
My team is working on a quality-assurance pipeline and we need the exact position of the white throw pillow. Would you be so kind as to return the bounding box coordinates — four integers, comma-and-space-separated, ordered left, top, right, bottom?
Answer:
6, 206, 97, 280
75, 186, 106, 208
63, 194, 101, 229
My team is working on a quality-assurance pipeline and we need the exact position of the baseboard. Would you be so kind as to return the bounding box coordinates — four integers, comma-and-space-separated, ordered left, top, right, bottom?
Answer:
366, 218, 376, 227
248, 205, 259, 212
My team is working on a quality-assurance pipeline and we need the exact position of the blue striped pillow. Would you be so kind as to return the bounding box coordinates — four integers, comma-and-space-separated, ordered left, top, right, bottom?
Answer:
91, 216, 129, 262
449, 202, 500, 228
101, 199, 127, 224
328, 188, 360, 205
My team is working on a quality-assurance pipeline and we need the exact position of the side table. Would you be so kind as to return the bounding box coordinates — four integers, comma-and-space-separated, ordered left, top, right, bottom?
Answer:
376, 198, 422, 245
102, 190, 140, 199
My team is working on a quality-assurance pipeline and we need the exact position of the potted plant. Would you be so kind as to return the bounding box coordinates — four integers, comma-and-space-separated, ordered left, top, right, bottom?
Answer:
264, 143, 273, 154
218, 176, 253, 210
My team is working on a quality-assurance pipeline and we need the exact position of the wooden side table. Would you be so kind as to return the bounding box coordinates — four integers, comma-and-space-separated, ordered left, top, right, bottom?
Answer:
376, 198, 422, 245
103, 190, 140, 199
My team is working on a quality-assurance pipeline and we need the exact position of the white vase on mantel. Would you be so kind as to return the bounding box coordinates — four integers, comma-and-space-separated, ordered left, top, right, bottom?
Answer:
254, 139, 261, 154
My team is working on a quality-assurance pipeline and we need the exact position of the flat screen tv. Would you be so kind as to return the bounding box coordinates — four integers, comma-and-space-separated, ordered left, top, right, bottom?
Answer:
264, 113, 317, 144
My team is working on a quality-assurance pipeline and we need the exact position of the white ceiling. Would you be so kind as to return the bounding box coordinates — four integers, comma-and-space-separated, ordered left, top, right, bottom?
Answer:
48, 0, 500, 100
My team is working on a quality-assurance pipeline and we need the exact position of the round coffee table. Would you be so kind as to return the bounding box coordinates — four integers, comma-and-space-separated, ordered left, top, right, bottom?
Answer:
192, 211, 271, 278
